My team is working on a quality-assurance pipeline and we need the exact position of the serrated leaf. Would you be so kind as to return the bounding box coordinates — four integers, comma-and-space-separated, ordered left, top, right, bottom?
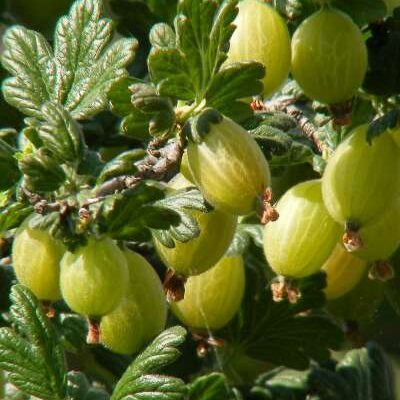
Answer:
68, 371, 110, 400
19, 149, 66, 192
111, 326, 187, 400
367, 110, 399, 143
150, 23, 176, 48
95, 182, 180, 241
189, 373, 231, 400
1, 0, 137, 121
0, 285, 67, 400
223, 260, 343, 370
98, 149, 145, 183
38, 102, 86, 163
151, 188, 210, 247
0, 203, 32, 234
226, 224, 263, 256
0, 139, 21, 190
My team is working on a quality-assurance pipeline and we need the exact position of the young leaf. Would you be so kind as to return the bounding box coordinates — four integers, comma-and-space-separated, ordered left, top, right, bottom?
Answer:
38, 102, 86, 163
1, 0, 137, 121
95, 182, 180, 241
0, 139, 21, 190
188, 373, 232, 400
0, 203, 32, 234
111, 326, 187, 400
151, 187, 211, 248
0, 285, 67, 400
19, 149, 66, 192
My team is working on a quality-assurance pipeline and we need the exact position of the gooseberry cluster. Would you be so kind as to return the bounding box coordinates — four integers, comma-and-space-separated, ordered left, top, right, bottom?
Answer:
9, 0, 400, 359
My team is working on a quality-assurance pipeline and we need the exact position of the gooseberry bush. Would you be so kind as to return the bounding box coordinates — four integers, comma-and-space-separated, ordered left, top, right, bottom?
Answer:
1, 0, 400, 399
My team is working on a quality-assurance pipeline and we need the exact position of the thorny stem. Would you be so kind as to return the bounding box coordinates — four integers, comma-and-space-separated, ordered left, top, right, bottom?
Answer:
263, 97, 328, 153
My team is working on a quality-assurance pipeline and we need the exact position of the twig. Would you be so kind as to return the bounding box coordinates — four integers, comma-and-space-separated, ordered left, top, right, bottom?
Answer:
263, 97, 326, 153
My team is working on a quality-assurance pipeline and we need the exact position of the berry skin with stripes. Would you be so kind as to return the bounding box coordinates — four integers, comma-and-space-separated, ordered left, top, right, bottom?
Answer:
291, 7, 367, 104
171, 255, 245, 330
187, 109, 271, 216
264, 180, 341, 278
227, 0, 291, 98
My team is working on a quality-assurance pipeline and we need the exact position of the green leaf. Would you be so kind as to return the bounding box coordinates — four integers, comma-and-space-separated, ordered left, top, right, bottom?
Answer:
98, 149, 145, 183
95, 182, 180, 241
38, 102, 86, 163
226, 224, 263, 256
19, 149, 66, 192
151, 187, 210, 247
0, 285, 67, 400
367, 110, 399, 143
111, 326, 187, 400
68, 371, 110, 400
1, 0, 137, 120
150, 23, 176, 48
223, 260, 343, 369
0, 139, 21, 190
0, 203, 32, 234
188, 373, 231, 400
252, 342, 395, 400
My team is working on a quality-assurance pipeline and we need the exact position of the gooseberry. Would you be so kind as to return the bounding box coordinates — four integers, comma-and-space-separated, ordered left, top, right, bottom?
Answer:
322, 125, 400, 231
323, 244, 368, 300
226, 0, 291, 98
12, 218, 65, 301
352, 202, 400, 262
100, 250, 167, 355
264, 180, 341, 278
60, 237, 129, 317
171, 255, 245, 330
187, 109, 271, 216
154, 174, 237, 276
291, 7, 367, 104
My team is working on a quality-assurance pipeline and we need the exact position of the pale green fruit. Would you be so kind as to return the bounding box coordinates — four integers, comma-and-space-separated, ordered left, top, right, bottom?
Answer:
353, 202, 400, 262
12, 221, 65, 301
389, 128, 400, 147
180, 150, 194, 183
60, 237, 129, 317
154, 207, 237, 276
291, 7, 367, 104
264, 180, 341, 278
154, 173, 237, 276
100, 250, 167, 354
187, 111, 271, 215
322, 125, 400, 227
323, 244, 368, 300
227, 0, 291, 98
171, 255, 245, 330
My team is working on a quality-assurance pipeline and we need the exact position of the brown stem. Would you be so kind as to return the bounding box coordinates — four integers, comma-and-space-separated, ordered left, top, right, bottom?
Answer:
263, 98, 327, 153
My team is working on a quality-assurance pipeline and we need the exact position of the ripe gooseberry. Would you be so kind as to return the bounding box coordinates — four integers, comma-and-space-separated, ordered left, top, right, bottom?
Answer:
264, 180, 341, 278
187, 109, 271, 216
351, 201, 400, 262
171, 255, 245, 330
322, 125, 400, 240
100, 250, 167, 355
226, 0, 291, 98
12, 218, 65, 301
291, 7, 367, 104
153, 174, 237, 276
60, 237, 129, 317
323, 244, 368, 300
